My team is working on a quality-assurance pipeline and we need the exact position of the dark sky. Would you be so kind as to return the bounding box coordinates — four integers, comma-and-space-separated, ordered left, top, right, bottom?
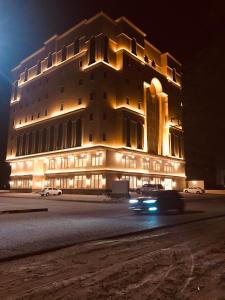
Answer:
0, 0, 225, 160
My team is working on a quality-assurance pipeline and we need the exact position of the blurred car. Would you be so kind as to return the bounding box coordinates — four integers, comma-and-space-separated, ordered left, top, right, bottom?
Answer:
129, 190, 185, 214
41, 187, 62, 196
136, 183, 164, 194
183, 187, 204, 194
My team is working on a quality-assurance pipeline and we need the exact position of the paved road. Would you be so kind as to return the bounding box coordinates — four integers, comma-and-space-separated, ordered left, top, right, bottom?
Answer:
0, 193, 225, 260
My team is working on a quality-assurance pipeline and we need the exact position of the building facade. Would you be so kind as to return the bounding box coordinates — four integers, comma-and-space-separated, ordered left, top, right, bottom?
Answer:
7, 12, 185, 192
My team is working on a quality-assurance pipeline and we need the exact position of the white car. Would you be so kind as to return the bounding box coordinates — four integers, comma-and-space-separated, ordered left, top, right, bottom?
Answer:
41, 187, 62, 196
183, 187, 204, 194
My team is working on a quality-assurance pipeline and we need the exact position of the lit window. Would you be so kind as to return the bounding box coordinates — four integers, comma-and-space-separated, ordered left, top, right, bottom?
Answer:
142, 159, 150, 169
153, 161, 160, 171
92, 153, 103, 166
90, 174, 103, 189
122, 156, 136, 168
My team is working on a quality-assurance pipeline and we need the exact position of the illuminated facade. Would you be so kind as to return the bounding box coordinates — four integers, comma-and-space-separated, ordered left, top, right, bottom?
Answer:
7, 12, 185, 192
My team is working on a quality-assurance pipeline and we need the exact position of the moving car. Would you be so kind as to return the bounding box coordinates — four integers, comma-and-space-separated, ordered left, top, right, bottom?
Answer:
136, 183, 164, 194
183, 187, 204, 194
40, 187, 62, 196
129, 190, 184, 214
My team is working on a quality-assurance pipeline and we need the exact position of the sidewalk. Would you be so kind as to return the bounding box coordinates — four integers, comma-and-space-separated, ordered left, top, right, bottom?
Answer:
0, 192, 124, 203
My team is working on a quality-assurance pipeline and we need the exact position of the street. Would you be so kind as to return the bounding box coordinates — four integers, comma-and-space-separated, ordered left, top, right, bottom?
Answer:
0, 193, 225, 260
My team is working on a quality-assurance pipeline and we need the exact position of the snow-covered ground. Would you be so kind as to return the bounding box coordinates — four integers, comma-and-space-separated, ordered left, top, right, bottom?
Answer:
0, 216, 224, 299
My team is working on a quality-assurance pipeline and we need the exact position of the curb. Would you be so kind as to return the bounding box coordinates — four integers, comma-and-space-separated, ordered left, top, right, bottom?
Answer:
0, 213, 225, 263
0, 208, 48, 214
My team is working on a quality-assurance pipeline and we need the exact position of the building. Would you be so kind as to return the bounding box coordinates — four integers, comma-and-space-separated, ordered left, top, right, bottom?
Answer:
6, 12, 185, 193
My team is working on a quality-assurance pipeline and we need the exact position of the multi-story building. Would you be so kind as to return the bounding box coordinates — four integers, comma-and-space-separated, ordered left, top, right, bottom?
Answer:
6, 12, 185, 193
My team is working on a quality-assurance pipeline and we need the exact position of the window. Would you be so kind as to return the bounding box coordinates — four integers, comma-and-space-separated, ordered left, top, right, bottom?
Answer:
90, 92, 94, 100
19, 120, 22, 124
152, 60, 156, 68
24, 69, 28, 82
16, 136, 21, 156
79, 60, 83, 68
164, 164, 174, 173
42, 128, 47, 152
153, 161, 161, 171
89, 36, 96, 65
142, 159, 150, 169
75, 119, 82, 147
47, 53, 53, 68
49, 126, 54, 151
89, 134, 93, 142
34, 130, 39, 153
61, 46, 67, 61
78, 98, 82, 105
21, 134, 27, 155
75, 156, 87, 168
137, 122, 143, 149
57, 124, 63, 149
74, 175, 86, 189
60, 87, 64, 93
144, 55, 149, 63
31, 115, 34, 120
126, 119, 131, 147
49, 159, 55, 169
102, 133, 106, 141
60, 104, 64, 111
126, 97, 130, 105
103, 35, 109, 63
45, 109, 48, 116
25, 117, 27, 123
122, 156, 136, 168
37, 113, 40, 118
138, 103, 141, 109
13, 81, 18, 100
74, 39, 79, 55
131, 38, 137, 55
37, 60, 41, 75
172, 68, 177, 82
66, 121, 72, 148
121, 176, 137, 189
28, 132, 33, 154
92, 153, 103, 166
89, 113, 93, 121
90, 175, 103, 189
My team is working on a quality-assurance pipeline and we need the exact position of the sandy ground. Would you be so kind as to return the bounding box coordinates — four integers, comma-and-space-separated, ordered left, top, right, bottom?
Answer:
0, 217, 225, 300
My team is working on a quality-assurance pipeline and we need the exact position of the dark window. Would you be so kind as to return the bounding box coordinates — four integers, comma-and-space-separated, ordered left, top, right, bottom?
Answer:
31, 115, 34, 120
144, 55, 149, 63
57, 124, 63, 149
24, 69, 28, 82
61, 46, 67, 61
16, 135, 21, 156
103, 35, 109, 63
47, 53, 53, 68
60, 86, 64, 93
89, 134, 93, 142
137, 123, 143, 149
28, 132, 33, 154
126, 119, 131, 147
90, 92, 94, 100
60, 104, 64, 111
75, 119, 82, 147
138, 103, 141, 109
172, 68, 177, 82
49, 126, 54, 151
152, 60, 156, 68
42, 128, 47, 152
45, 109, 48, 116
37, 60, 41, 75
89, 36, 96, 65
13, 81, 18, 100
126, 97, 130, 105
22, 134, 26, 155
25, 117, 27, 123
35, 130, 39, 153
37, 113, 40, 118
102, 133, 106, 141
19, 120, 22, 124
79, 60, 83, 68
89, 113, 93, 120
74, 39, 79, 55
66, 121, 72, 148
131, 38, 137, 55
78, 98, 82, 105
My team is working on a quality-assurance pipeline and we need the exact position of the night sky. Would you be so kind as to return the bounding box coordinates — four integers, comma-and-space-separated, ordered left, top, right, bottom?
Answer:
0, 0, 225, 180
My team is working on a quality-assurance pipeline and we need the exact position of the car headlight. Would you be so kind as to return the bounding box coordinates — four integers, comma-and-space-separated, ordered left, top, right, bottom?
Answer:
143, 199, 157, 204
129, 199, 138, 204
148, 206, 158, 211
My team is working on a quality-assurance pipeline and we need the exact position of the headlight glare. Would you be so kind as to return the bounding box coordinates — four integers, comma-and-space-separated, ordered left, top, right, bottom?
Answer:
143, 199, 157, 204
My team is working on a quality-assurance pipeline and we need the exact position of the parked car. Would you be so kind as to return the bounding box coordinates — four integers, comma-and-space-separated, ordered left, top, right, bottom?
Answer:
136, 184, 164, 194
183, 187, 205, 194
40, 187, 62, 196
129, 190, 185, 214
